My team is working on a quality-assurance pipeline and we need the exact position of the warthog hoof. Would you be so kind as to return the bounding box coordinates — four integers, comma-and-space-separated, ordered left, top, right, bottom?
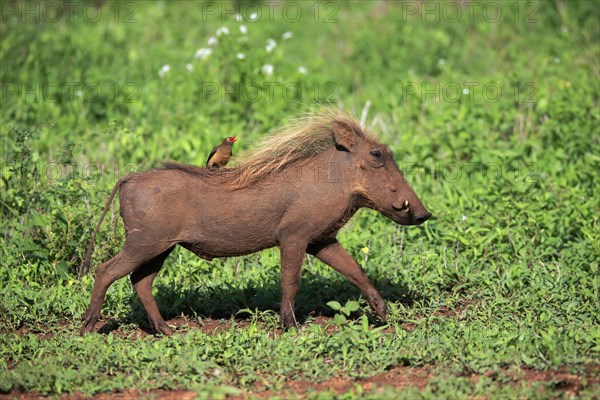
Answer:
80, 310, 99, 335
366, 293, 387, 321
152, 321, 174, 336
80, 324, 94, 335
280, 310, 299, 330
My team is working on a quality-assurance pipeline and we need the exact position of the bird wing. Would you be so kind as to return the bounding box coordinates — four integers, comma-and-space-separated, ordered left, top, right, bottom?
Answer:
206, 146, 218, 166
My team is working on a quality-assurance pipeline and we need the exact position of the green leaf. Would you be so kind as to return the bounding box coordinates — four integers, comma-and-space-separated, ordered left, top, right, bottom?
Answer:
333, 314, 347, 326
344, 301, 360, 313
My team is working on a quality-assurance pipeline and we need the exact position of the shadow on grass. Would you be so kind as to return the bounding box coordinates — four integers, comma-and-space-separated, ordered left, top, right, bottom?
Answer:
100, 272, 423, 334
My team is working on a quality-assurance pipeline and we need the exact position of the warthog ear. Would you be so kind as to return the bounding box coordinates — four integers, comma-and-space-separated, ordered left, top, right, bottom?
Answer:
332, 120, 362, 152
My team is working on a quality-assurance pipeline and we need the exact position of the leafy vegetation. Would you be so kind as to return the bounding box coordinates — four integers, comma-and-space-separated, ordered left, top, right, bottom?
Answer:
1, 0, 598, 398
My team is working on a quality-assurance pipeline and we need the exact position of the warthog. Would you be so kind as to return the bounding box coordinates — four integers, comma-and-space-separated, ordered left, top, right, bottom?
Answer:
80, 110, 431, 335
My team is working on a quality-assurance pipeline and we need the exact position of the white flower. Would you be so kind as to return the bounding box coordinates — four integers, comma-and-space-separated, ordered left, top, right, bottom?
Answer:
298, 66, 307, 75
462, 215, 467, 221
438, 58, 446, 65
234, 13, 242, 22
236, 52, 245, 59
282, 31, 293, 40
462, 88, 470, 95
75, 90, 83, 97
185, 63, 193, 72
266, 38, 277, 52
249, 12, 258, 21
239, 24, 247, 34
216, 27, 229, 36
195, 47, 212, 60
208, 36, 218, 46
158, 64, 170, 78
261, 64, 274, 75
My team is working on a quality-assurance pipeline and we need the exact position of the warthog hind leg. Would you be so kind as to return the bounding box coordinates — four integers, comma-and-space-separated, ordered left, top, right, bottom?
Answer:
130, 247, 174, 335
80, 236, 173, 335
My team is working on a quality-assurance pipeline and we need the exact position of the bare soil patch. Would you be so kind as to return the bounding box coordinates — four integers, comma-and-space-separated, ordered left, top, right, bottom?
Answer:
1, 389, 197, 400
3, 365, 597, 400
237, 365, 599, 399
242, 365, 434, 399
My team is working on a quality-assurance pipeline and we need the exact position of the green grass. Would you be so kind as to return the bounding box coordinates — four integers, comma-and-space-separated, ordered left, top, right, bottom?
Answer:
1, 0, 599, 398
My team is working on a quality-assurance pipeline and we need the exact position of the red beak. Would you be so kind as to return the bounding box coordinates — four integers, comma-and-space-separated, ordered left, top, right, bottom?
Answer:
230, 136, 237, 142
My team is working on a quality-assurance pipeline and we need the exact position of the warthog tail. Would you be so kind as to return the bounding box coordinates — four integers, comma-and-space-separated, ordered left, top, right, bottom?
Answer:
78, 177, 129, 279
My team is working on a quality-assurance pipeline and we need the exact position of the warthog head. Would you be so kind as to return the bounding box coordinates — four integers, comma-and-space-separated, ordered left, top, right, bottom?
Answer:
332, 120, 432, 226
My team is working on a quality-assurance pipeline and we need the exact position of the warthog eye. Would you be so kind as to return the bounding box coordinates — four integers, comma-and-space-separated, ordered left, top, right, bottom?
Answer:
370, 149, 382, 159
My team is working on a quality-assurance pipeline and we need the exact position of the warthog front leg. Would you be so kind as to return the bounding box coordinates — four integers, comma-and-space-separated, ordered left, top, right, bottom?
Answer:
279, 241, 306, 329
309, 240, 387, 321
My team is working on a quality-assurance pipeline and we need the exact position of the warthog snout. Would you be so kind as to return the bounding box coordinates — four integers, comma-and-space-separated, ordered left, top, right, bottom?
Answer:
391, 199, 432, 225
413, 209, 432, 225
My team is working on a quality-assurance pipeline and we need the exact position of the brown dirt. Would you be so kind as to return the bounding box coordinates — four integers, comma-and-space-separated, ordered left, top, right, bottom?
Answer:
3, 365, 597, 400
239, 365, 599, 400
1, 389, 197, 400
6, 314, 413, 341
5, 316, 258, 340
242, 365, 434, 399
6, 297, 477, 340
5, 315, 342, 340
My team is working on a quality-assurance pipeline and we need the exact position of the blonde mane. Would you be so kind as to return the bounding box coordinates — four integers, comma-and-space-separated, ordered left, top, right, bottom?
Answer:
165, 109, 380, 189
